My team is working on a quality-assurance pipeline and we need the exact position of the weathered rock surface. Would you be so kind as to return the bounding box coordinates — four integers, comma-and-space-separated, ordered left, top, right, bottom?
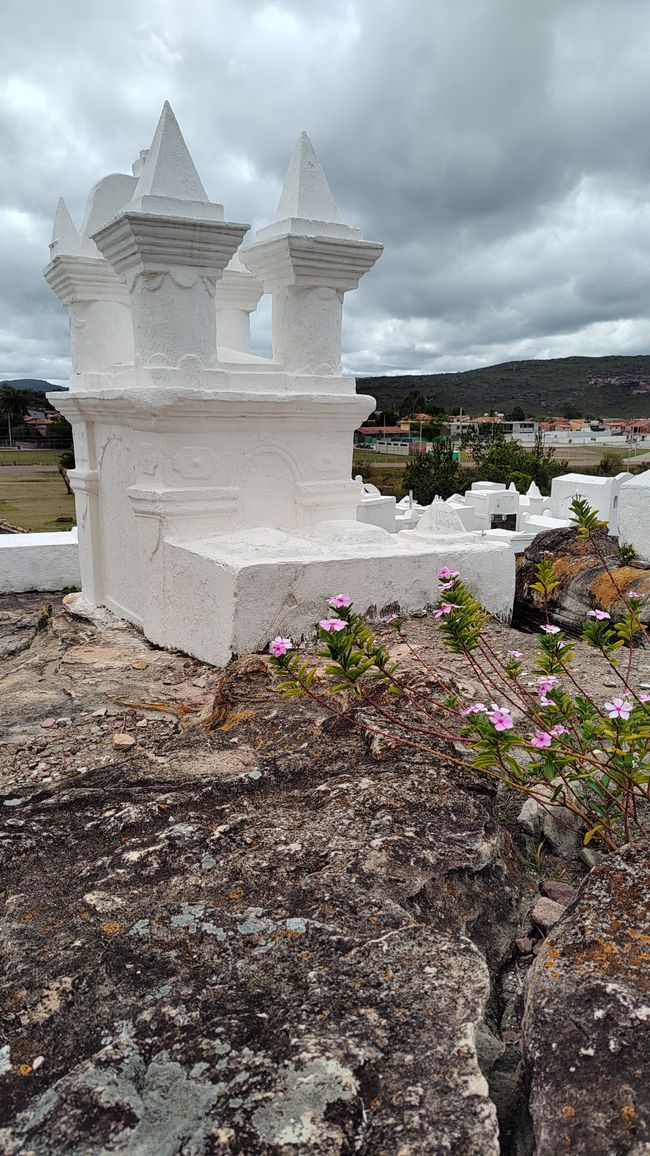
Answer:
514, 525, 650, 634
517, 786, 582, 859
0, 595, 533, 1154
524, 841, 650, 1155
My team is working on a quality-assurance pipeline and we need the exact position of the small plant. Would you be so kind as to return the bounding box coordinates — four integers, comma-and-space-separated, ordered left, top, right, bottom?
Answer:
268, 502, 649, 854
616, 542, 636, 566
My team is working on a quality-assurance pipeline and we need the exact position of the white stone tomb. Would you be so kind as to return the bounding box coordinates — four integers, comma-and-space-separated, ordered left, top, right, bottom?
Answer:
45, 103, 514, 664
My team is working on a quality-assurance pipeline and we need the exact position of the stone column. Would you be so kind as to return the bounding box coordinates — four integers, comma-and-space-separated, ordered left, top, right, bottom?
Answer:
91, 103, 249, 371
44, 199, 134, 381
215, 252, 263, 355
241, 131, 382, 375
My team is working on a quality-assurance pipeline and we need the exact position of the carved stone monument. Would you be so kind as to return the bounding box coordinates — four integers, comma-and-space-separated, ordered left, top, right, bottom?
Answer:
46, 103, 514, 664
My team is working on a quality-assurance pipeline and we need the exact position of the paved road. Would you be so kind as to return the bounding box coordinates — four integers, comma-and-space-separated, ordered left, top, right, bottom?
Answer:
0, 465, 58, 474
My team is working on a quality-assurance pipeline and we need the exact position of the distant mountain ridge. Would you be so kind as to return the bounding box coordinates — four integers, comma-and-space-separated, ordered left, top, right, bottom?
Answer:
356, 355, 650, 418
1, 378, 66, 393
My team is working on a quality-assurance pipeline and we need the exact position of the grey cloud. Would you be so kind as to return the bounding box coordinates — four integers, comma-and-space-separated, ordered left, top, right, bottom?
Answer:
2, 0, 650, 384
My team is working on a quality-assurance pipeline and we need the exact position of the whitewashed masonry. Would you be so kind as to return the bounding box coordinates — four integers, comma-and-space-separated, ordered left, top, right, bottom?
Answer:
44, 103, 514, 663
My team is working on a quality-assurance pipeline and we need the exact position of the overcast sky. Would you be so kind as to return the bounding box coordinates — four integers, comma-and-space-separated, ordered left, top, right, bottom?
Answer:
2, 0, 650, 385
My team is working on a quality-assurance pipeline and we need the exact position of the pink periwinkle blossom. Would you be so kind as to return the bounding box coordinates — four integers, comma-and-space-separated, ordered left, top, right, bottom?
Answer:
587, 609, 611, 621
438, 567, 460, 581
461, 702, 487, 717
384, 613, 400, 623
319, 618, 348, 633
507, 650, 523, 658
530, 730, 552, 749
604, 697, 632, 721
269, 636, 292, 657
627, 591, 641, 599
540, 624, 561, 635
434, 603, 457, 619
439, 580, 455, 591
640, 693, 650, 704
551, 724, 569, 736
487, 704, 514, 732
537, 675, 559, 698
328, 594, 352, 609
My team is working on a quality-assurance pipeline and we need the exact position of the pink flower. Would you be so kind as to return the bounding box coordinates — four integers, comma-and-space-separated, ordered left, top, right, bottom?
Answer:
540, 624, 561, 635
328, 594, 352, 609
531, 730, 552, 749
538, 675, 559, 698
439, 580, 455, 591
438, 567, 460, 581
640, 694, 650, 704
434, 603, 456, 619
384, 613, 400, 623
318, 618, 348, 633
487, 704, 514, 732
269, 636, 292, 657
551, 724, 569, 736
604, 697, 632, 721
587, 609, 611, 621
627, 591, 641, 599
461, 702, 487, 716
507, 650, 523, 658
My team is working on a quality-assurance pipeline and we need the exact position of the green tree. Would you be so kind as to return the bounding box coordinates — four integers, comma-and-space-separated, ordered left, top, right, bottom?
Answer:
403, 440, 460, 502
506, 405, 526, 421
464, 430, 567, 493
398, 389, 426, 418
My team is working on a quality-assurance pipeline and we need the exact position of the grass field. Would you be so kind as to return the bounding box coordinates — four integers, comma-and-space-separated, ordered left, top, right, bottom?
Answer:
0, 472, 76, 532
352, 448, 411, 463
0, 450, 63, 466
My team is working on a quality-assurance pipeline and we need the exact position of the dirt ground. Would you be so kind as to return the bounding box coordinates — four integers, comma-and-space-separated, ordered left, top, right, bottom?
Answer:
2, 591, 649, 795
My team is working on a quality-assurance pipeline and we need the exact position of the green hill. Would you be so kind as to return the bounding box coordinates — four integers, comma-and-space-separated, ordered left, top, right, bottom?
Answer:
1, 378, 66, 393
356, 355, 650, 418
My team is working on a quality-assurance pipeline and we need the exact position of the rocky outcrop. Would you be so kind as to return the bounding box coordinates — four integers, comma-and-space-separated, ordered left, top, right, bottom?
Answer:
514, 526, 650, 634
523, 841, 650, 1154
0, 595, 532, 1154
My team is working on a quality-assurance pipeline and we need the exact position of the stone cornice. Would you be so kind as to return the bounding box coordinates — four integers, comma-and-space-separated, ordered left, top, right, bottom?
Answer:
91, 212, 250, 280
241, 234, 383, 289
51, 387, 374, 427
43, 254, 130, 306
128, 485, 239, 519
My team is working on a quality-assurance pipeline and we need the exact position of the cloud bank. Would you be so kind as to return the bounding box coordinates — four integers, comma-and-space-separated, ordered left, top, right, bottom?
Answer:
1, 0, 650, 384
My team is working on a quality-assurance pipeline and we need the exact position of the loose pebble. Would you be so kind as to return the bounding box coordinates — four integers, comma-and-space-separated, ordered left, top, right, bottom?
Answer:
531, 897, 565, 932
113, 734, 136, 750
541, 880, 576, 906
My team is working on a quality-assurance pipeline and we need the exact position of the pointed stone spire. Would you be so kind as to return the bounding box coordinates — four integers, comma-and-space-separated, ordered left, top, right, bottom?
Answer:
274, 131, 340, 224
224, 248, 249, 274
527, 481, 542, 498
508, 481, 518, 493
131, 149, 149, 178
249, 130, 360, 243
50, 197, 81, 257
135, 102, 207, 202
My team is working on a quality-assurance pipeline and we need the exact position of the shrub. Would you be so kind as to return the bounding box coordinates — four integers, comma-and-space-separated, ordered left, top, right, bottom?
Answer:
269, 500, 649, 853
